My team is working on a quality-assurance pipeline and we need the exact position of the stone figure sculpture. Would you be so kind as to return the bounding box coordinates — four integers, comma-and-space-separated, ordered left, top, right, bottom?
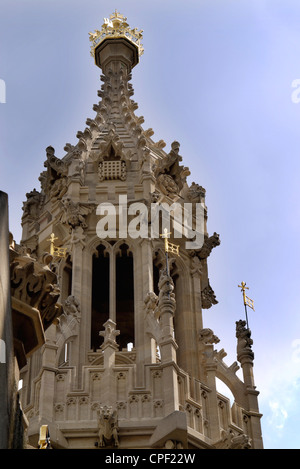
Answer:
97, 406, 119, 447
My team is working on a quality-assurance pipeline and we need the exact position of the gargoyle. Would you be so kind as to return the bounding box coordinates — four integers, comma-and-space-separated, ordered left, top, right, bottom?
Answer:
97, 406, 119, 448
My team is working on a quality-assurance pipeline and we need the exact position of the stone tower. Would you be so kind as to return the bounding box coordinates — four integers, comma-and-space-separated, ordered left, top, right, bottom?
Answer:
19, 11, 263, 449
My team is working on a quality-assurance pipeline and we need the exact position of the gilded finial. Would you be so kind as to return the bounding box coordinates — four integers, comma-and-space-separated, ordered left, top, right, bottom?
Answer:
89, 11, 144, 60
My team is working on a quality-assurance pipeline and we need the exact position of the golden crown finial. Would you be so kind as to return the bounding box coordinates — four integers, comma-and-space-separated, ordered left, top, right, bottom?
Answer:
89, 12, 144, 60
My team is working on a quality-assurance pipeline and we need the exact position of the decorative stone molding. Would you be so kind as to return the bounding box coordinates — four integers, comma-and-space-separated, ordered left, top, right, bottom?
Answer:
98, 159, 126, 181
99, 319, 120, 349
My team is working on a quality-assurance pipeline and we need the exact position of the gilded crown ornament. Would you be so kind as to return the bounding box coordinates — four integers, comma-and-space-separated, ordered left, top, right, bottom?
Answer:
89, 10, 144, 59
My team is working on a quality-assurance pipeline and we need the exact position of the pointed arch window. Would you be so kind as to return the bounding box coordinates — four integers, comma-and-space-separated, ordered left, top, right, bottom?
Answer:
90, 242, 135, 351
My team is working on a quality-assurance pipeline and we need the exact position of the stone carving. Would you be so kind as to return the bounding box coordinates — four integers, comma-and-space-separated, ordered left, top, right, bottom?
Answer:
59, 197, 94, 231
63, 295, 81, 319
154, 141, 190, 196
192, 232, 220, 260
144, 291, 158, 317
98, 159, 126, 181
99, 319, 120, 348
150, 190, 161, 203
199, 328, 220, 345
97, 406, 119, 447
201, 283, 218, 309
49, 176, 68, 201
164, 440, 184, 449
187, 182, 206, 203
10, 244, 62, 330
236, 320, 254, 361
39, 146, 68, 200
215, 429, 251, 449
157, 268, 176, 313
22, 189, 42, 219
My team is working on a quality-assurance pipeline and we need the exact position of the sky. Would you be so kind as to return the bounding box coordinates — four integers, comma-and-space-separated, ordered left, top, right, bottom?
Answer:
1, 0, 300, 449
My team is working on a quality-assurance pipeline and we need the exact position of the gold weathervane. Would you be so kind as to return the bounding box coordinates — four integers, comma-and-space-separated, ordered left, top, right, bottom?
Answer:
89, 10, 144, 59
47, 233, 67, 259
161, 228, 180, 256
238, 281, 255, 329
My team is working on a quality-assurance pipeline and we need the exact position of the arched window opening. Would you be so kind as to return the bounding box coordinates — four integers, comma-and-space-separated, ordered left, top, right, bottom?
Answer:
91, 244, 109, 351
116, 243, 134, 349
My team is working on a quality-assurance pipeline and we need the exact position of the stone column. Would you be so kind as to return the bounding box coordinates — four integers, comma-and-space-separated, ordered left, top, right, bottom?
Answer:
99, 319, 120, 406
204, 345, 221, 443
236, 320, 263, 449
39, 325, 58, 422
199, 328, 221, 443
0, 192, 15, 449
134, 239, 154, 387
109, 250, 116, 322
157, 269, 179, 415
70, 227, 86, 388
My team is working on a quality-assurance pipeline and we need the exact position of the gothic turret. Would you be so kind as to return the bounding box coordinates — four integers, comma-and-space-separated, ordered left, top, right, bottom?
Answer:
19, 11, 263, 450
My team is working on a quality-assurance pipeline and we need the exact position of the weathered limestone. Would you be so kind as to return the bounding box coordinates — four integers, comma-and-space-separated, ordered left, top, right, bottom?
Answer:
0, 191, 62, 448
17, 11, 263, 450
0, 191, 15, 449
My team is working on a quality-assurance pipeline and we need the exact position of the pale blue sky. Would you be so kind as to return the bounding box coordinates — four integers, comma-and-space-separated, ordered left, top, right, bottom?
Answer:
1, 0, 300, 449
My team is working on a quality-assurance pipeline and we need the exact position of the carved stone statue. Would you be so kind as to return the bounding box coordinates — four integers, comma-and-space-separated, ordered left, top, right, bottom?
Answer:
97, 406, 119, 447
201, 283, 218, 309
154, 141, 190, 196
59, 197, 93, 231
236, 320, 254, 361
186, 182, 206, 203
193, 232, 220, 260
63, 295, 81, 319
22, 188, 42, 219
144, 291, 158, 316
215, 429, 251, 449
199, 328, 220, 345
158, 268, 175, 302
